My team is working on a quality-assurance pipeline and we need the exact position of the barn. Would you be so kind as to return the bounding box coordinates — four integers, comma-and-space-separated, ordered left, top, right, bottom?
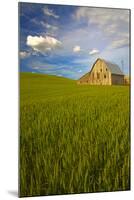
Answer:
124, 75, 130, 85
77, 58, 124, 85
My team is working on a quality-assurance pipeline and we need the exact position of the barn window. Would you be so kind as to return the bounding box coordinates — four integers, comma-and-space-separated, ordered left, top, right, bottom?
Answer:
92, 72, 94, 78
97, 72, 100, 79
104, 74, 106, 78
106, 68, 107, 71
100, 69, 102, 72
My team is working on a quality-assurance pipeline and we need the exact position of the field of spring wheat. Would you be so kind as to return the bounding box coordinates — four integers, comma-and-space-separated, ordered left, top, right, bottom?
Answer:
19, 72, 130, 197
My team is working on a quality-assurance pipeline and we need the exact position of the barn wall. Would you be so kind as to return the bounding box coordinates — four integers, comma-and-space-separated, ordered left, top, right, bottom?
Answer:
111, 74, 124, 85
78, 59, 124, 85
78, 59, 112, 85
87, 60, 111, 85
78, 74, 90, 84
124, 75, 130, 85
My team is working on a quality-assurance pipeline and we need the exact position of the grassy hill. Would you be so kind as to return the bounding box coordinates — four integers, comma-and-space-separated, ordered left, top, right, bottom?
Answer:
20, 72, 130, 197
20, 72, 76, 103
20, 72, 129, 103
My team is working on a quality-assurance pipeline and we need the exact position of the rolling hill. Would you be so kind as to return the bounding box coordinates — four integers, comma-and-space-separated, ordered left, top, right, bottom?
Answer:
20, 72, 130, 197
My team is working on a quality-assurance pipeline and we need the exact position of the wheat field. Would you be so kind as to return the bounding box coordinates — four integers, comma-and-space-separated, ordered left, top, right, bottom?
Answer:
20, 72, 130, 197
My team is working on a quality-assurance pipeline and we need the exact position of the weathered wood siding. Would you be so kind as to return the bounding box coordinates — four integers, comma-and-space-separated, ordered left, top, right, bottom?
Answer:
77, 73, 90, 84
78, 58, 124, 85
78, 59, 112, 85
89, 59, 111, 85
124, 75, 130, 85
111, 74, 124, 85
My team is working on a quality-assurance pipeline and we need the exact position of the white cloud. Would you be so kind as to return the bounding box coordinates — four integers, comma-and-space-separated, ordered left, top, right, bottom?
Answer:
74, 7, 129, 49
43, 7, 59, 19
40, 22, 58, 31
73, 45, 81, 52
74, 7, 129, 27
109, 38, 129, 49
19, 51, 30, 59
31, 18, 59, 31
26, 35, 62, 53
89, 48, 100, 55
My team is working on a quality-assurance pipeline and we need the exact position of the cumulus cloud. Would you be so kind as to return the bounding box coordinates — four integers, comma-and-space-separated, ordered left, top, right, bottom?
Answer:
43, 7, 59, 18
20, 51, 30, 59
73, 45, 81, 52
110, 38, 129, 49
89, 48, 100, 55
26, 35, 62, 53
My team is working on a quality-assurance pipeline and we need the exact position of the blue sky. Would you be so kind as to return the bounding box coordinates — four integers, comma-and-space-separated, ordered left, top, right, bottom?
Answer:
19, 3, 130, 79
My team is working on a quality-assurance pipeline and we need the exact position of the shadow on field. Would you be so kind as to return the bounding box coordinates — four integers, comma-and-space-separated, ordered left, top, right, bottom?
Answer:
7, 190, 18, 197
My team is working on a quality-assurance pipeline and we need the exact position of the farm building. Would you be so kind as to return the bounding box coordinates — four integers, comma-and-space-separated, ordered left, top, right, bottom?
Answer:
124, 75, 130, 85
77, 58, 124, 85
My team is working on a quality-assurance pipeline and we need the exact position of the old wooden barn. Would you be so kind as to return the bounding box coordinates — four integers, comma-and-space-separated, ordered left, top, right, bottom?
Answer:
77, 58, 124, 85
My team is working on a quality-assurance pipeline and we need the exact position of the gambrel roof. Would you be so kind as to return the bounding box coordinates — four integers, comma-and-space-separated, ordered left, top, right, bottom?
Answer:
78, 58, 124, 81
103, 59, 124, 75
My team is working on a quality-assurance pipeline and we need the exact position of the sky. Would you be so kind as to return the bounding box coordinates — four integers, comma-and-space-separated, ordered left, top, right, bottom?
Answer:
19, 3, 130, 79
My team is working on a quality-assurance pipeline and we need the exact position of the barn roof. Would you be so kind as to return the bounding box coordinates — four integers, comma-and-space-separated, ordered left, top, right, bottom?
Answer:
103, 59, 124, 75
78, 72, 90, 80
78, 58, 124, 81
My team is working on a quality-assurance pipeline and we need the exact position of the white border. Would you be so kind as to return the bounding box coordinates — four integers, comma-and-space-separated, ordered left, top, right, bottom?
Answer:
0, 0, 133, 199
